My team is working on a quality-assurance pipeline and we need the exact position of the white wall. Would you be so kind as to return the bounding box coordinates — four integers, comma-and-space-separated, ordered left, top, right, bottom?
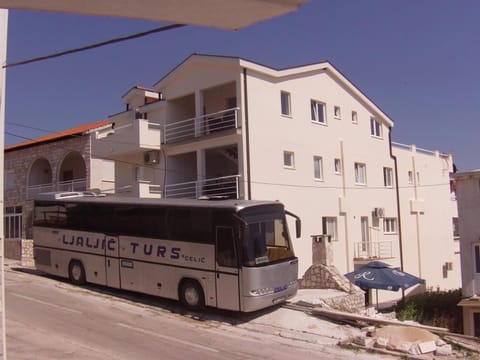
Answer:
393, 145, 460, 292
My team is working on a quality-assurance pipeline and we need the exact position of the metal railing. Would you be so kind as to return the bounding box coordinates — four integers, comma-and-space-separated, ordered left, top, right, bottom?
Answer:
163, 108, 240, 144
165, 175, 241, 199
58, 178, 87, 192
354, 240, 393, 260
26, 183, 55, 200
27, 178, 87, 199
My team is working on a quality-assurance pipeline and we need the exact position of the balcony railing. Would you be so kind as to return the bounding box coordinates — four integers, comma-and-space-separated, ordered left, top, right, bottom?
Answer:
58, 178, 87, 192
26, 178, 87, 199
26, 183, 55, 200
163, 108, 240, 144
165, 175, 241, 199
354, 241, 393, 260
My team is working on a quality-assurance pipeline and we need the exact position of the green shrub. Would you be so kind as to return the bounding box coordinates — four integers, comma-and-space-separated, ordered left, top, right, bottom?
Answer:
394, 289, 463, 333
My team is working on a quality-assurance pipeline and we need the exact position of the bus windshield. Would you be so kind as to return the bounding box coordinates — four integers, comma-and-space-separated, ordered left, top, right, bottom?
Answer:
240, 210, 295, 266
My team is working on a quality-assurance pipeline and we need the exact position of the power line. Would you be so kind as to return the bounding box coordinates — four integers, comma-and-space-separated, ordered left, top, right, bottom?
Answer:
4, 23, 186, 68
5, 129, 453, 192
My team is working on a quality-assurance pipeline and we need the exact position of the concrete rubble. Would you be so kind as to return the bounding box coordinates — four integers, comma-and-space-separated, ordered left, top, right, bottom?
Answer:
291, 289, 480, 358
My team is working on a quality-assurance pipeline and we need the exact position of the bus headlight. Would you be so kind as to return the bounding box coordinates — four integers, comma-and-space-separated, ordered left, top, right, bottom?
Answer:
249, 287, 274, 296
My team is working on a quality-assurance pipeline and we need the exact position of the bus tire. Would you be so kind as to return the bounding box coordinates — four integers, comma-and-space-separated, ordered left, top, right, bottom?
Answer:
69, 260, 86, 285
179, 280, 205, 311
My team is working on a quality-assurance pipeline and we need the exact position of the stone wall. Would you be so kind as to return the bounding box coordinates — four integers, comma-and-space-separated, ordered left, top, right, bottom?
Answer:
299, 235, 365, 312
3, 239, 35, 267
4, 135, 92, 240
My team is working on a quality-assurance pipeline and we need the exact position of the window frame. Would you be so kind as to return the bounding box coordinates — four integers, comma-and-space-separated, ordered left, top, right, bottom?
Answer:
383, 167, 393, 188
322, 216, 338, 241
334, 106, 341, 119
354, 162, 367, 185
313, 156, 324, 181
283, 151, 295, 169
334, 158, 342, 175
383, 218, 397, 234
310, 99, 326, 125
280, 91, 292, 117
370, 117, 382, 138
351, 110, 358, 124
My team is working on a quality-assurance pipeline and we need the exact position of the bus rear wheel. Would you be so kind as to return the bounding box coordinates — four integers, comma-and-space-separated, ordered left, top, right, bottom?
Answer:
69, 260, 86, 285
179, 280, 205, 311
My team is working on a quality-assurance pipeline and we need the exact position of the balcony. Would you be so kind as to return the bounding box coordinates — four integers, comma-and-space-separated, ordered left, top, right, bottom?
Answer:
93, 116, 161, 157
165, 175, 241, 199
27, 178, 87, 200
354, 241, 393, 260
163, 108, 240, 144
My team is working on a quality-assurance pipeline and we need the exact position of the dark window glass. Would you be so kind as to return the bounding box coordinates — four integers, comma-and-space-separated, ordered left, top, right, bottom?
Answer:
216, 227, 238, 267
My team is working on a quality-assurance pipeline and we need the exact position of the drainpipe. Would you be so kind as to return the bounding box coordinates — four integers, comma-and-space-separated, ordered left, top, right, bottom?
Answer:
410, 146, 422, 278
389, 128, 404, 272
339, 139, 350, 272
243, 68, 252, 200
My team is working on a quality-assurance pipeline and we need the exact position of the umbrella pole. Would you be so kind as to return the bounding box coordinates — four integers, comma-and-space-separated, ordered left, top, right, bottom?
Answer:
376, 289, 379, 310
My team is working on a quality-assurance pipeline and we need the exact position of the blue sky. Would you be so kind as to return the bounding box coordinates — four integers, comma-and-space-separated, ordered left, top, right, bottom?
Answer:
4, 1, 480, 171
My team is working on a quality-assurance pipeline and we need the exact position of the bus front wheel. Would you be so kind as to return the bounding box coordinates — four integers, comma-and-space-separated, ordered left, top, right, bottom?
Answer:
69, 260, 86, 285
179, 280, 205, 311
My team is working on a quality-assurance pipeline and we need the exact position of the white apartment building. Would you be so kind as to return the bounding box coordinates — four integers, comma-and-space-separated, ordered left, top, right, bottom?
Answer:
3, 54, 458, 305
455, 170, 480, 336
91, 54, 460, 305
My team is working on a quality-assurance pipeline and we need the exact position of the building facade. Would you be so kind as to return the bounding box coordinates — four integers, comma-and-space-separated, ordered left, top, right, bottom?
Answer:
3, 120, 113, 258
455, 170, 480, 336
5, 54, 460, 305
91, 54, 460, 304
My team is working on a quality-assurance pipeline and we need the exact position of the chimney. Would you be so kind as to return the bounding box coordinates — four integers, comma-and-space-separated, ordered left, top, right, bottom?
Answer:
311, 234, 333, 266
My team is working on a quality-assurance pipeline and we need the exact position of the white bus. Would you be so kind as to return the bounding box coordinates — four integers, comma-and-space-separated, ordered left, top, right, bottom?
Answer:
33, 192, 301, 312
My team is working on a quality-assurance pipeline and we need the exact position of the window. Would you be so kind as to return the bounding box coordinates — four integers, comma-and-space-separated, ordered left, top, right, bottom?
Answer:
334, 158, 342, 174
283, 151, 295, 169
280, 91, 291, 116
322, 217, 337, 241
370, 117, 382, 137
216, 226, 238, 267
4, 206, 22, 240
352, 111, 358, 124
383, 167, 393, 187
475, 244, 480, 273
354, 163, 367, 185
408, 170, 414, 184
313, 156, 323, 180
383, 218, 397, 234
452, 217, 460, 238
310, 100, 326, 124
5, 171, 14, 191
416, 172, 421, 185
334, 106, 341, 119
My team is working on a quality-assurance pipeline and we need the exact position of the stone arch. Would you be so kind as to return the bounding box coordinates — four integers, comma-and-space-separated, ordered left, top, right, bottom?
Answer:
58, 151, 87, 191
28, 157, 53, 187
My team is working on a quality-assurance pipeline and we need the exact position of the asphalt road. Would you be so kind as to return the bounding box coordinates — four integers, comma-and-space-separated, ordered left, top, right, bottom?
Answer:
1, 264, 391, 359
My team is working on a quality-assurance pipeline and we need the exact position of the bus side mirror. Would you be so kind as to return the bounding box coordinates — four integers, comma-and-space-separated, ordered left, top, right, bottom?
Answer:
285, 210, 301, 239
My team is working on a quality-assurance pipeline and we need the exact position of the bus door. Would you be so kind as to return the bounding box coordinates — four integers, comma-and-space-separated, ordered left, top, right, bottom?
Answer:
215, 226, 240, 311
104, 235, 121, 288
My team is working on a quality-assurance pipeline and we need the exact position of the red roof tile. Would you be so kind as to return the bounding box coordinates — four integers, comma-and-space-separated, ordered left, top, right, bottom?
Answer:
5, 119, 109, 152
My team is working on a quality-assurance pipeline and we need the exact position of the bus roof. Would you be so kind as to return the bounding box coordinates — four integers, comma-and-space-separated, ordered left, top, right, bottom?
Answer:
33, 192, 283, 212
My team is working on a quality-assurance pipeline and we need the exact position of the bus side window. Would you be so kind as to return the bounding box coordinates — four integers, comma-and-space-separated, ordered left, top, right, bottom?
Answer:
216, 227, 238, 268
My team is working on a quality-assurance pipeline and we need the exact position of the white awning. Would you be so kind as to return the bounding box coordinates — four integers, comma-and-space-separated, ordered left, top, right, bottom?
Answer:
0, 0, 309, 30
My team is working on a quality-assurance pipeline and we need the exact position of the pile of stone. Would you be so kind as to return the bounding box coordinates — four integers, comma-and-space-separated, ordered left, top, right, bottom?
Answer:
353, 325, 453, 356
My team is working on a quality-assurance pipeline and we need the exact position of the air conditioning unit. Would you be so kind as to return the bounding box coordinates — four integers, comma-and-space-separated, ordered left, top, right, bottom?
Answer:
373, 207, 385, 218
144, 151, 160, 165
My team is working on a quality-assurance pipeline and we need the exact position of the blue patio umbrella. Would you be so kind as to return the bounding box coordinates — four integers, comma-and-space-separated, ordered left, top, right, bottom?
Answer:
345, 261, 425, 292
